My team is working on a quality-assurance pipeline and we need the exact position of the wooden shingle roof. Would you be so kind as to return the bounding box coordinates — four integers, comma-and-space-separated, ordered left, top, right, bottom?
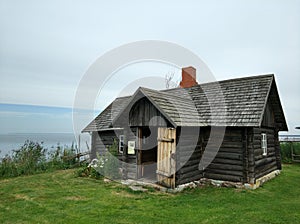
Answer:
189, 74, 272, 127
135, 87, 201, 126
82, 74, 288, 132
82, 96, 131, 132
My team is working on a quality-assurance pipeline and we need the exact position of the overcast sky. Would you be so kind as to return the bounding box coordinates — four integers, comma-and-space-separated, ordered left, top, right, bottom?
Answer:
0, 0, 299, 134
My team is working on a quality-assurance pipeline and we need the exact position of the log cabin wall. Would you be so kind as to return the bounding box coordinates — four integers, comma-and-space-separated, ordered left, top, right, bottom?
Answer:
203, 127, 245, 183
91, 130, 125, 177
175, 127, 203, 186
123, 127, 138, 179
251, 86, 282, 180
91, 128, 139, 179
176, 127, 247, 185
252, 127, 278, 179
91, 130, 119, 159
247, 128, 255, 184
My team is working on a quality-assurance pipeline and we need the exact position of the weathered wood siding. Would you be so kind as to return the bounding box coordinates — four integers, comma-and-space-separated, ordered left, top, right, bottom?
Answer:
176, 125, 281, 186
204, 127, 245, 183
247, 128, 255, 184
176, 127, 248, 185
126, 97, 171, 180
91, 128, 139, 179
157, 127, 176, 188
252, 127, 279, 179
123, 127, 138, 179
91, 130, 118, 159
261, 100, 275, 128
129, 97, 170, 127
175, 127, 203, 186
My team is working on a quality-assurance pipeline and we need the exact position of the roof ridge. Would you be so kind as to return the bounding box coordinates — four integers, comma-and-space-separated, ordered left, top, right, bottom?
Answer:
112, 86, 178, 127
196, 73, 274, 88
210, 73, 274, 84
140, 86, 190, 101
162, 73, 274, 91
115, 95, 132, 100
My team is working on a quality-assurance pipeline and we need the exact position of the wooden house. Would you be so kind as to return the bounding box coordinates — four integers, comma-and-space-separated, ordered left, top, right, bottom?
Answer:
82, 67, 288, 188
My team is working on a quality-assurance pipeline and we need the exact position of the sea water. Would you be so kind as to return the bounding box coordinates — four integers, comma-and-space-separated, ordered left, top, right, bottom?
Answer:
0, 133, 91, 157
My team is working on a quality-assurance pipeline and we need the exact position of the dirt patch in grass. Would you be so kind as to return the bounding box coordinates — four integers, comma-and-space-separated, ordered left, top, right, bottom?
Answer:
112, 190, 140, 198
14, 194, 32, 201
64, 196, 87, 201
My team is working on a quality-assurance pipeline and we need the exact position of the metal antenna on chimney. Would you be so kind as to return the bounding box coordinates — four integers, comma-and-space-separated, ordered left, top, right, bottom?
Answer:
165, 71, 178, 89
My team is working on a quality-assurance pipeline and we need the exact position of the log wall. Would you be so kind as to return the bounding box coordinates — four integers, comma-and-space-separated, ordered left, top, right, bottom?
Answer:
123, 127, 138, 179
176, 127, 249, 185
175, 127, 203, 185
247, 128, 255, 184
203, 127, 245, 183
252, 127, 279, 179
91, 130, 119, 159
92, 126, 281, 186
91, 129, 138, 179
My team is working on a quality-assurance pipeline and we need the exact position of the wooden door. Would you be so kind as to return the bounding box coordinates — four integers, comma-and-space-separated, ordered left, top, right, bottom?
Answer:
157, 127, 176, 188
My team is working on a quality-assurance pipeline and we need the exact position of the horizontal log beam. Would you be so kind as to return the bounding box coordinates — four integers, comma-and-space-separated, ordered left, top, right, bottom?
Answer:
204, 172, 243, 182
206, 162, 243, 171
205, 168, 243, 177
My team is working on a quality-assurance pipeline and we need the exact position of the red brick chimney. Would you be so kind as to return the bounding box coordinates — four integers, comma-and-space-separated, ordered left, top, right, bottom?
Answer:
179, 66, 198, 88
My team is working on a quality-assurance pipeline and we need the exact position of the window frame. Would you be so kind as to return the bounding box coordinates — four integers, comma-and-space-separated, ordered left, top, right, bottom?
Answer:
119, 135, 124, 154
261, 133, 267, 156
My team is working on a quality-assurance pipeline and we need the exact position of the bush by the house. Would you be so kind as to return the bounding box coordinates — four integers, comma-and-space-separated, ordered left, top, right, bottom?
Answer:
77, 139, 121, 180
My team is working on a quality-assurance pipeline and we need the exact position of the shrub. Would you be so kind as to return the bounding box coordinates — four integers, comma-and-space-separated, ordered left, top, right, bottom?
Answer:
101, 140, 121, 180
12, 141, 47, 175
48, 144, 78, 170
0, 141, 46, 178
0, 141, 83, 179
280, 142, 300, 163
78, 139, 121, 180
0, 156, 18, 178
281, 142, 292, 162
76, 163, 102, 179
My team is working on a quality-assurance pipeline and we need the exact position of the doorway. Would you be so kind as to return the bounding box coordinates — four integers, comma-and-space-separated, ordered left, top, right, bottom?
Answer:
137, 126, 158, 181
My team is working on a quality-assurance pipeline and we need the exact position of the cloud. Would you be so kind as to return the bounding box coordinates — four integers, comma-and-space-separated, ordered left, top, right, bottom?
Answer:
0, 0, 299, 134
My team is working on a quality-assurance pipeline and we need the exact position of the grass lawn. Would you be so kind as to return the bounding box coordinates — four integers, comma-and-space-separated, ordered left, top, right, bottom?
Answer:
0, 164, 299, 224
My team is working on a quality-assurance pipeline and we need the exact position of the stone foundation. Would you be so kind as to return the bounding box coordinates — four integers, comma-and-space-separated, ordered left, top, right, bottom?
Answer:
174, 169, 281, 191
122, 170, 281, 192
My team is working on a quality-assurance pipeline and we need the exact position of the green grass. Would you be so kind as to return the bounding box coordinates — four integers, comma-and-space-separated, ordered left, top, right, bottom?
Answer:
0, 164, 299, 224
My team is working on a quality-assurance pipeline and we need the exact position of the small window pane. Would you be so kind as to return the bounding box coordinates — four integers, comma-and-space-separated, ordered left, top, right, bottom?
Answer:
119, 135, 124, 153
261, 133, 267, 156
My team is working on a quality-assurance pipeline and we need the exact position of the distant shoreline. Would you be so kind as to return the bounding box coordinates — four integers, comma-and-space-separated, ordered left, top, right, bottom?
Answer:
0, 133, 91, 157
0, 132, 76, 135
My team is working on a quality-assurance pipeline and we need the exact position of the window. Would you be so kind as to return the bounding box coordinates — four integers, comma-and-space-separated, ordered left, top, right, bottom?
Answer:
119, 135, 124, 154
261, 133, 267, 156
